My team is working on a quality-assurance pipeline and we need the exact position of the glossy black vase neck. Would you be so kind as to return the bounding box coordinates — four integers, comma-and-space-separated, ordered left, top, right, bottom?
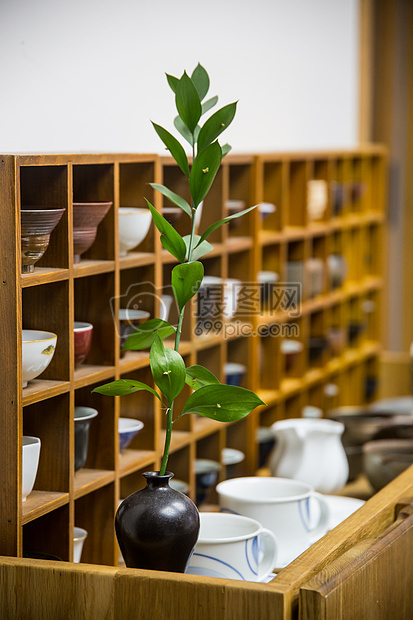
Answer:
142, 471, 173, 489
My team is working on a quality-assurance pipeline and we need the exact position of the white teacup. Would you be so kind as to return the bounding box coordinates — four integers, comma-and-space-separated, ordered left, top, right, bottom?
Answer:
216, 476, 330, 568
73, 526, 88, 563
186, 512, 278, 582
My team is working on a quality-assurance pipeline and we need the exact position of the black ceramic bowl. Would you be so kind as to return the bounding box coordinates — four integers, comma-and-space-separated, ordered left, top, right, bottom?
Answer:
256, 427, 276, 469
347, 321, 365, 344
195, 459, 221, 505
74, 406, 98, 471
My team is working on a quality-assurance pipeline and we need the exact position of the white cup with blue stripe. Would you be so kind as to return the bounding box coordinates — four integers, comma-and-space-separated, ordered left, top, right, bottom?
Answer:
186, 512, 277, 582
216, 477, 330, 569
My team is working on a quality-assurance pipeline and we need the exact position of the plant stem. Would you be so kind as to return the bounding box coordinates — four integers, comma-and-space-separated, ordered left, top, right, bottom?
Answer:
159, 139, 197, 477
159, 404, 173, 475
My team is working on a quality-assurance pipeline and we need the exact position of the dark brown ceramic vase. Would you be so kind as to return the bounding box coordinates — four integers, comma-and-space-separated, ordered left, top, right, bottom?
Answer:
73, 202, 112, 263
21, 206, 66, 273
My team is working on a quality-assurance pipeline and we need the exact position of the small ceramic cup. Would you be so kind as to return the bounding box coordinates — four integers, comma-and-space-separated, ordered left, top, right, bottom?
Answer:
221, 448, 245, 479
286, 261, 304, 302
216, 476, 330, 568
22, 436, 41, 502
306, 258, 325, 298
281, 339, 303, 371
118, 417, 144, 452
118, 309, 150, 355
258, 271, 279, 307
307, 180, 328, 221
186, 512, 278, 582
224, 362, 246, 386
327, 254, 347, 289
74, 322, 93, 368
256, 427, 276, 469
74, 406, 98, 471
73, 527, 88, 563
169, 479, 190, 495
226, 199, 246, 231
195, 458, 221, 505
258, 203, 276, 220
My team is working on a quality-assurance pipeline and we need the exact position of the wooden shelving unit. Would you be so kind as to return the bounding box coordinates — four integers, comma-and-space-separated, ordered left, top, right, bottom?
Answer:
0, 146, 387, 566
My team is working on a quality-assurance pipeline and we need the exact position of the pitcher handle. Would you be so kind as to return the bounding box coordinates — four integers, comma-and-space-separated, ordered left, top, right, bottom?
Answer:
308, 492, 330, 543
256, 528, 278, 581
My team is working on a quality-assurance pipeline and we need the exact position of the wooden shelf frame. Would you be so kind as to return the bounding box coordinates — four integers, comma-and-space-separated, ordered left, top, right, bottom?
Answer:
0, 146, 388, 566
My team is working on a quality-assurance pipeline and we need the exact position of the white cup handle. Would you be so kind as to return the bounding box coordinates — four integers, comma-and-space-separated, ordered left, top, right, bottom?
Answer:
256, 527, 278, 581
308, 492, 330, 542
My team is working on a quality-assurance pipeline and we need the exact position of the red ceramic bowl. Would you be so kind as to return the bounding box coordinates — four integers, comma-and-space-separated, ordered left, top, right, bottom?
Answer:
73, 202, 112, 263
74, 321, 93, 367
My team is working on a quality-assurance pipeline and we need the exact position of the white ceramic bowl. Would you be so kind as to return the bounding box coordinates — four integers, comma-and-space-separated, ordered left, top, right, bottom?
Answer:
118, 207, 151, 256
118, 417, 144, 452
22, 329, 57, 388
169, 478, 190, 495
159, 294, 174, 322
73, 526, 88, 563
22, 436, 41, 501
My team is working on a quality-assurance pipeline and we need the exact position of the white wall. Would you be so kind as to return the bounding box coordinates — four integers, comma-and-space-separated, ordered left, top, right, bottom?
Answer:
0, 0, 360, 154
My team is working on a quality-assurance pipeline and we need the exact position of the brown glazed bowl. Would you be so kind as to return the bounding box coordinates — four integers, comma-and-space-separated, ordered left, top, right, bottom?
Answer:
328, 406, 413, 447
73, 202, 112, 263
363, 439, 413, 491
74, 322, 93, 368
21, 206, 66, 273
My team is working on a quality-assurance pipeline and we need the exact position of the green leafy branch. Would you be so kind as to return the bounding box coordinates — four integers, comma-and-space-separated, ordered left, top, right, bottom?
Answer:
93, 64, 265, 475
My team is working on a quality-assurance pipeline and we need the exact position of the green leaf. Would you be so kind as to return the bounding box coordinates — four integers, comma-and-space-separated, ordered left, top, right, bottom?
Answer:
171, 261, 204, 311
166, 73, 179, 94
146, 199, 187, 263
179, 384, 265, 422
182, 234, 213, 261
197, 102, 237, 154
189, 141, 222, 208
175, 72, 202, 133
221, 143, 232, 157
149, 183, 192, 217
191, 63, 210, 101
185, 364, 220, 390
92, 379, 164, 401
149, 335, 186, 404
202, 96, 218, 116
174, 115, 194, 146
122, 318, 176, 351
151, 123, 189, 177
195, 204, 258, 248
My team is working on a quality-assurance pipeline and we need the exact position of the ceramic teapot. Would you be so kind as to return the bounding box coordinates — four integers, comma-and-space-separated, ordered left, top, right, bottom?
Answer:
269, 418, 349, 494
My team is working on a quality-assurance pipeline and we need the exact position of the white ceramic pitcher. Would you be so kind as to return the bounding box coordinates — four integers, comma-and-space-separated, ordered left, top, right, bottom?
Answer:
269, 418, 349, 494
